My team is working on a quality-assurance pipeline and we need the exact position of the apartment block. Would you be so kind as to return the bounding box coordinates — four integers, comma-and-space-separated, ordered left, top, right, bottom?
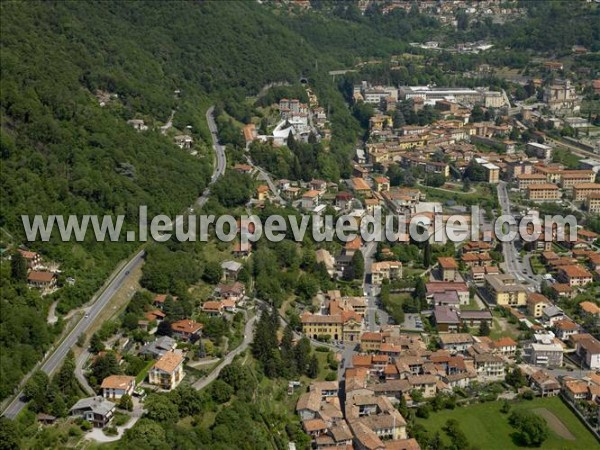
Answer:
527, 183, 561, 202
572, 183, 600, 201
587, 193, 600, 214
485, 274, 527, 306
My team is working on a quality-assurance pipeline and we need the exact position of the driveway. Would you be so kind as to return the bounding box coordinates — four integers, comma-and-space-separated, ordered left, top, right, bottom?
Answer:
85, 400, 143, 443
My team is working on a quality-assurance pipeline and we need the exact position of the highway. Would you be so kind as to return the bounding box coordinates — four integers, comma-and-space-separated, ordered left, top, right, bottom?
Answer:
2, 106, 226, 419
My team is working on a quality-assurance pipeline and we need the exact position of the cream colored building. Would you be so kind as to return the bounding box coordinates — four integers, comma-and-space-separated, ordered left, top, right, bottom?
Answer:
587, 193, 600, 214
573, 183, 600, 202
371, 261, 403, 285
517, 173, 547, 191
149, 351, 184, 390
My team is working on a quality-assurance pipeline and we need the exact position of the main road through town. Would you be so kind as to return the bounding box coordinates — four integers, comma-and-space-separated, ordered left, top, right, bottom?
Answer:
2, 106, 226, 419
497, 181, 542, 291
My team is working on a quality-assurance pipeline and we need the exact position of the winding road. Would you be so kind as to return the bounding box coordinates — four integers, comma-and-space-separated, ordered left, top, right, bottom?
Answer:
192, 312, 259, 390
2, 106, 226, 420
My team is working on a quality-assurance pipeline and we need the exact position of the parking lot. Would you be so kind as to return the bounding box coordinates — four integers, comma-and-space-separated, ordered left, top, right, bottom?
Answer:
402, 313, 424, 331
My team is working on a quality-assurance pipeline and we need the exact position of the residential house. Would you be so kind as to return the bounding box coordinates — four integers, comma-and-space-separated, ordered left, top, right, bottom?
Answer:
100, 375, 135, 400
27, 271, 56, 289
170, 320, 202, 342
301, 190, 321, 209
70, 396, 115, 428
373, 176, 390, 193
529, 370, 560, 397
460, 310, 493, 329
473, 353, 505, 381
492, 337, 518, 357
426, 282, 469, 305
542, 305, 565, 326
174, 135, 193, 149
17, 249, 41, 269
407, 375, 437, 398
232, 163, 253, 174
557, 264, 593, 287
551, 283, 575, 299
438, 333, 474, 353
215, 281, 245, 302
370, 261, 403, 285
202, 301, 224, 317
139, 336, 177, 359
576, 336, 600, 369
148, 351, 185, 390
579, 301, 600, 321
256, 185, 269, 201
335, 191, 354, 210
351, 177, 372, 197
153, 294, 178, 310
127, 119, 148, 131
145, 309, 166, 323
433, 306, 460, 333
221, 260, 242, 281
527, 293, 551, 318
563, 379, 590, 403
437, 257, 458, 282
554, 319, 579, 341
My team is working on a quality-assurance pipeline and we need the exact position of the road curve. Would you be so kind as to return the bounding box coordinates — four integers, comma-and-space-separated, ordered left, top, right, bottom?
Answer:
192, 313, 259, 390
2, 106, 226, 419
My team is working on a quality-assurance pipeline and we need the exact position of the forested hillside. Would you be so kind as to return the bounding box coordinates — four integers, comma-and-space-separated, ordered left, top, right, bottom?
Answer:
0, 0, 352, 401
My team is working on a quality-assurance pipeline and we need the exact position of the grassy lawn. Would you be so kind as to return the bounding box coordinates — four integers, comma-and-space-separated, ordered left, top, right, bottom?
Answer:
415, 396, 597, 450
461, 296, 481, 311
530, 255, 546, 275
489, 317, 519, 340
135, 359, 156, 384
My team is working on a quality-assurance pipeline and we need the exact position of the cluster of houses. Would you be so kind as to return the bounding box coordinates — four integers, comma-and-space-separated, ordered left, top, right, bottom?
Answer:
296, 378, 418, 450
68, 278, 250, 429
242, 91, 329, 148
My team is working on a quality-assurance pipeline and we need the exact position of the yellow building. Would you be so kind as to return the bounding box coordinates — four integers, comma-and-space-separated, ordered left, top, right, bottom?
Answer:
301, 311, 362, 343
527, 293, 551, 318
485, 274, 527, 306
527, 183, 561, 201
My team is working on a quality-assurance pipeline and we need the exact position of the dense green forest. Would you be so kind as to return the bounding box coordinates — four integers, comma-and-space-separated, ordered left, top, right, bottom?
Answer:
0, 0, 337, 402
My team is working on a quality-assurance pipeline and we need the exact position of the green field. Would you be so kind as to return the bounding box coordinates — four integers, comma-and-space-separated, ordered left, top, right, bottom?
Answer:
416, 397, 598, 450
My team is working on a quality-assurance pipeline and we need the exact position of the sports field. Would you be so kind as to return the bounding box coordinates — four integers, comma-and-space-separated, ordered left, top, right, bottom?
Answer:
415, 396, 598, 449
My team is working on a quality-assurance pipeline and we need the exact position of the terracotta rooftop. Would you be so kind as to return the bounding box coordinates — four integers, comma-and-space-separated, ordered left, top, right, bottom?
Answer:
152, 351, 184, 373
100, 375, 135, 390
